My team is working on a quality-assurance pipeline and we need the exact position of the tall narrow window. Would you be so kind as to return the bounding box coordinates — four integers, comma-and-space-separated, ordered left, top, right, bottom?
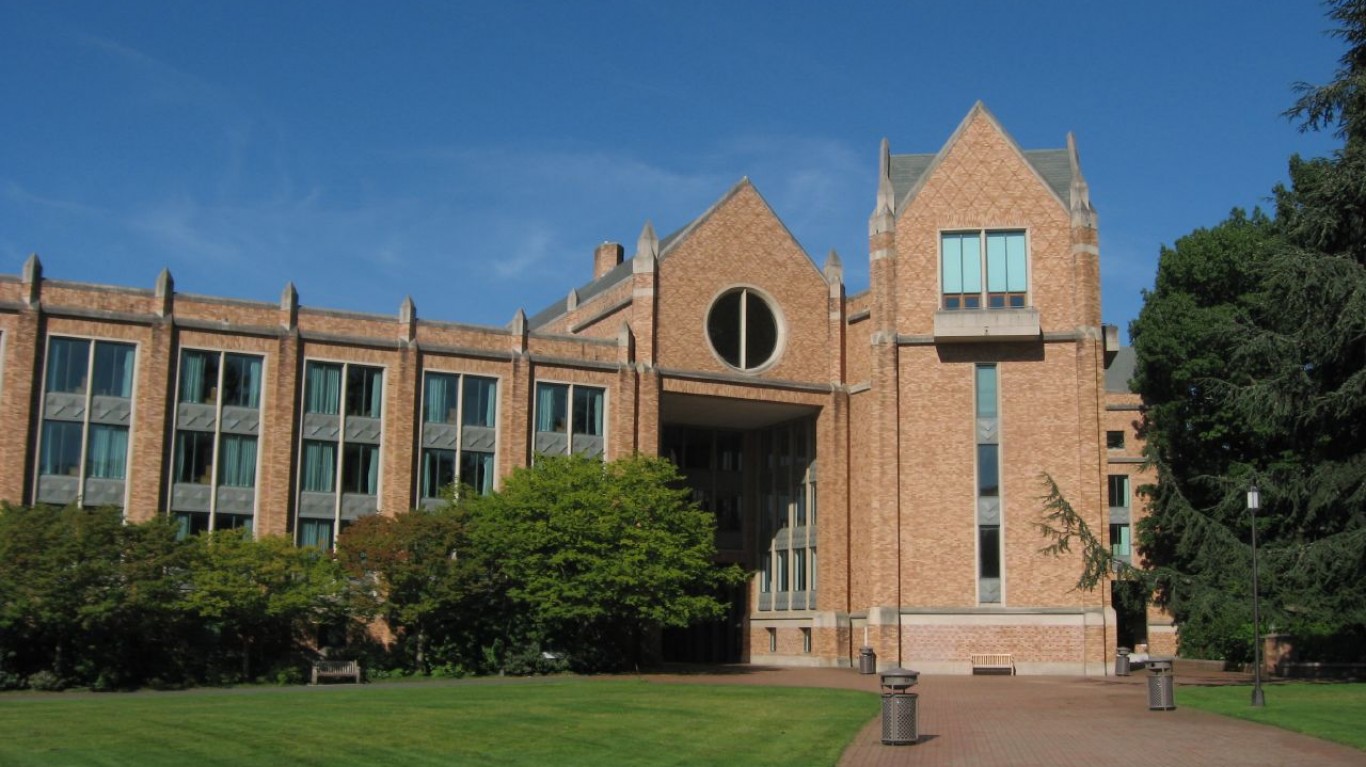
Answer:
296, 360, 385, 548
37, 337, 138, 509
419, 372, 498, 502
977, 444, 1000, 497
975, 363, 1003, 604
979, 526, 1001, 579
170, 349, 264, 533
975, 364, 998, 419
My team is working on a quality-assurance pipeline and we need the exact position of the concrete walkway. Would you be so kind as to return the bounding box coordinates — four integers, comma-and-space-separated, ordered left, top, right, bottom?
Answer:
644, 666, 1366, 767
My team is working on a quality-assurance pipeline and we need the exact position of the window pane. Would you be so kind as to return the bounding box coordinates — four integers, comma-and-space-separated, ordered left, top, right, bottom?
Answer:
174, 431, 215, 484
707, 290, 743, 367
941, 234, 963, 294
179, 351, 219, 404
222, 354, 262, 408
743, 290, 778, 369
342, 443, 379, 495
214, 514, 253, 533
975, 364, 998, 419
460, 450, 494, 495
39, 420, 83, 476
572, 386, 604, 437
219, 434, 258, 488
986, 233, 1009, 293
420, 448, 456, 499
1106, 430, 1125, 450
423, 372, 459, 424
536, 383, 568, 433
300, 519, 333, 550
979, 526, 1001, 578
92, 343, 135, 398
1108, 475, 1130, 508
86, 424, 128, 480
304, 363, 342, 415
463, 376, 497, 428
346, 366, 383, 418
977, 444, 1000, 497
1005, 232, 1027, 292
960, 233, 982, 292
45, 338, 90, 394
175, 512, 210, 539
1110, 523, 1132, 557
301, 440, 336, 492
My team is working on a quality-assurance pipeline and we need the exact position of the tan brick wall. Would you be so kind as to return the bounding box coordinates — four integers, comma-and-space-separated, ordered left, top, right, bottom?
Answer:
655, 183, 831, 385
893, 111, 1075, 338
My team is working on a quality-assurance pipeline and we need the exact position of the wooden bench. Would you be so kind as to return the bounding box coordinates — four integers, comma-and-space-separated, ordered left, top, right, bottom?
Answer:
311, 660, 362, 685
970, 653, 1016, 675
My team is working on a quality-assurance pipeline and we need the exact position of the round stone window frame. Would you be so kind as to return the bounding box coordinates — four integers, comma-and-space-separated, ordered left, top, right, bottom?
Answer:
703, 284, 786, 374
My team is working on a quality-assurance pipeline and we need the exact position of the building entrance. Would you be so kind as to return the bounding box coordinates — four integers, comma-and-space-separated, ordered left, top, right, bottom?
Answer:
658, 398, 818, 664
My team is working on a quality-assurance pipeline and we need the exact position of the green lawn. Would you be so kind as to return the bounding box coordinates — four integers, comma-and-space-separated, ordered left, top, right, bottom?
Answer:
1179, 682, 1366, 750
0, 677, 879, 767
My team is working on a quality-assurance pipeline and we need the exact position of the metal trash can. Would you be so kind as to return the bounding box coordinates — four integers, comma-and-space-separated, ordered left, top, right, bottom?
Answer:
859, 646, 877, 675
879, 668, 920, 745
1116, 647, 1131, 676
1147, 658, 1175, 711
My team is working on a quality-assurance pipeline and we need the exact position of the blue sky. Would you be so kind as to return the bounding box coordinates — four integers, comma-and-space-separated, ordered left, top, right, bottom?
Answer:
0, 2, 1344, 340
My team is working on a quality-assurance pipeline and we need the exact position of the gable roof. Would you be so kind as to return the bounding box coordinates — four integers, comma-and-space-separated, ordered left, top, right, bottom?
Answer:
528, 178, 814, 330
888, 102, 1071, 215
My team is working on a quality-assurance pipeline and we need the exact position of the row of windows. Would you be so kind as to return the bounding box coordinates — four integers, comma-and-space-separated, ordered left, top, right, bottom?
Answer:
35, 338, 608, 521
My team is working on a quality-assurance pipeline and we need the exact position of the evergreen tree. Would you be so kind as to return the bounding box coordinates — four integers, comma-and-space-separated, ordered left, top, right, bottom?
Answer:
1130, 0, 1366, 660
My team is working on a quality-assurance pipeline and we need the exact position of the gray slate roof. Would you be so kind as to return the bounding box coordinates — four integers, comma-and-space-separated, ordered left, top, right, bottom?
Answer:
1105, 346, 1137, 393
527, 228, 685, 330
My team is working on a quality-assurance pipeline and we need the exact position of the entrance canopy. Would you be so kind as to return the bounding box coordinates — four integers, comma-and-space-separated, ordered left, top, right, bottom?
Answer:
660, 393, 818, 430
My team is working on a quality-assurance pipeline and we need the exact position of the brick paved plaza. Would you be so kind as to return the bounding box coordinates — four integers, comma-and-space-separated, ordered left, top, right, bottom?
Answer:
645, 666, 1366, 766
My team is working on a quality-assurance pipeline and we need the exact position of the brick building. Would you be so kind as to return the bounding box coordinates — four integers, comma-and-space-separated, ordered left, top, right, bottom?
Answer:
0, 103, 1161, 673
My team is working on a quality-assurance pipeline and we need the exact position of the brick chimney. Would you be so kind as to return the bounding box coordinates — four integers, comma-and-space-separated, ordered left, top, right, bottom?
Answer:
594, 242, 624, 279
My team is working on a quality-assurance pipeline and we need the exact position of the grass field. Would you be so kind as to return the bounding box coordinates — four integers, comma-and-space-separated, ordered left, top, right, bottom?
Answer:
1178, 682, 1366, 750
0, 677, 879, 767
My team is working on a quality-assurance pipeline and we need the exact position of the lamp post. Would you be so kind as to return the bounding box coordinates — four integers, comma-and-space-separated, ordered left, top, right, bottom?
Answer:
1248, 484, 1265, 707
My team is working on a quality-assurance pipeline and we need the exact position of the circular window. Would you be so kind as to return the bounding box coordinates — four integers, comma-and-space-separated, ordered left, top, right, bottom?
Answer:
706, 287, 780, 371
